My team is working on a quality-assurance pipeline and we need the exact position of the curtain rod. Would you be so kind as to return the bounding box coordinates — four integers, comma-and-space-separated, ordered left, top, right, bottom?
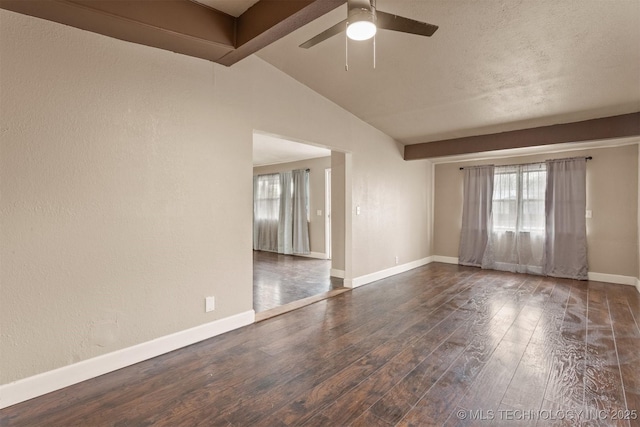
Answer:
255, 168, 310, 176
459, 156, 592, 170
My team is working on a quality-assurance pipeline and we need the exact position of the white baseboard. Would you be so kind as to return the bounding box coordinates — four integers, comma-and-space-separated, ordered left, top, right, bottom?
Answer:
297, 252, 328, 260
0, 310, 255, 409
350, 257, 431, 288
330, 268, 345, 279
587, 272, 637, 287
431, 255, 459, 265
429, 255, 638, 290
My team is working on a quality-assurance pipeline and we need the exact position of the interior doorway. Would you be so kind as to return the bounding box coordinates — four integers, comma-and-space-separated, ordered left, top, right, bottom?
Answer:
252, 131, 346, 318
325, 168, 332, 260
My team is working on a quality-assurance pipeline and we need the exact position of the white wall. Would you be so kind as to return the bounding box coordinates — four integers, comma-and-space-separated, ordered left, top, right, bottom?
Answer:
331, 151, 347, 273
0, 9, 433, 388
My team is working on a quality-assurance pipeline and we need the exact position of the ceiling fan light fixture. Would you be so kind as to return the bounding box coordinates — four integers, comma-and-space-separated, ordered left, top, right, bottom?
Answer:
346, 9, 376, 41
298, 0, 438, 50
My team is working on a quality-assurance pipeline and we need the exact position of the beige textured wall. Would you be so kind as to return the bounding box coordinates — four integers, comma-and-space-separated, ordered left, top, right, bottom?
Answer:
253, 156, 331, 256
0, 11, 252, 384
331, 152, 346, 272
0, 10, 433, 384
350, 141, 432, 277
434, 144, 639, 277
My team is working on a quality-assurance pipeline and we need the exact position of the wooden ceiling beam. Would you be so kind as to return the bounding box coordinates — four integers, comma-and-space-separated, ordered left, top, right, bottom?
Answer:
0, 0, 345, 66
0, 0, 237, 62
218, 0, 345, 66
404, 112, 640, 160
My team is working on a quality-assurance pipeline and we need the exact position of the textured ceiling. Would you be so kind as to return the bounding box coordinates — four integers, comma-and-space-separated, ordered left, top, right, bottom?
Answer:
253, 133, 331, 166
257, 0, 640, 145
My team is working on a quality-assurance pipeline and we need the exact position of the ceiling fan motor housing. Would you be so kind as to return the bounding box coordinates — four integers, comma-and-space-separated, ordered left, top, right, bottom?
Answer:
346, 0, 377, 40
299, 0, 437, 49
347, 0, 376, 23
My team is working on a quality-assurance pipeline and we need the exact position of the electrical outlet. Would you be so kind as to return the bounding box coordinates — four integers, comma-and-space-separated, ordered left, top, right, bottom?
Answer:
205, 296, 215, 312
395, 256, 399, 265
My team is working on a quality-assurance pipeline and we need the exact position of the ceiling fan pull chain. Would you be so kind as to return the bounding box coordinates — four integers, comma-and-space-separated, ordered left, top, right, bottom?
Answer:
345, 24, 349, 71
372, 0, 376, 69
373, 33, 376, 69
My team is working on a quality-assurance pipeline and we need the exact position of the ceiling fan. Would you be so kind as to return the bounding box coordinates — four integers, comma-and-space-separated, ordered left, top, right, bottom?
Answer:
299, 0, 438, 52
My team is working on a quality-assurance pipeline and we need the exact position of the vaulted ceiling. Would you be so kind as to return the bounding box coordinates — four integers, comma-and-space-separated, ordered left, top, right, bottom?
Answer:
258, 0, 640, 148
1, 0, 638, 158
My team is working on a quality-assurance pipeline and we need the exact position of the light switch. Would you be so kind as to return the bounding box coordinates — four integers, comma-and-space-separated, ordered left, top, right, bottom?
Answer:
585, 210, 592, 218
316, 210, 322, 216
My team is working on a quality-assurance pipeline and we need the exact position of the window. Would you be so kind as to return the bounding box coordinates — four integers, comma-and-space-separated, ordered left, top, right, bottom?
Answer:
520, 167, 546, 231
254, 173, 310, 222
254, 173, 281, 222
460, 157, 587, 279
492, 168, 517, 231
492, 164, 546, 232
253, 169, 310, 255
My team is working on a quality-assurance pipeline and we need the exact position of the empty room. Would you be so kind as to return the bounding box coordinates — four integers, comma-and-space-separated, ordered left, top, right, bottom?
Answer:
1, 1, 639, 426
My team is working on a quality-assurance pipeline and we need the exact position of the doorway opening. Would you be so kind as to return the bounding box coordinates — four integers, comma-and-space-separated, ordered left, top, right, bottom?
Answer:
325, 168, 332, 261
252, 131, 348, 319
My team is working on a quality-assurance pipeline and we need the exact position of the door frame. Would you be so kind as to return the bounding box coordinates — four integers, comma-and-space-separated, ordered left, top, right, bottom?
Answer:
325, 167, 332, 260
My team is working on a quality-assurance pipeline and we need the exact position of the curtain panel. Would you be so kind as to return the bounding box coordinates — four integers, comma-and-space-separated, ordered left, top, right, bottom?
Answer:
459, 165, 494, 267
278, 171, 293, 254
253, 173, 280, 252
543, 158, 588, 280
458, 157, 588, 280
253, 169, 310, 256
292, 169, 311, 255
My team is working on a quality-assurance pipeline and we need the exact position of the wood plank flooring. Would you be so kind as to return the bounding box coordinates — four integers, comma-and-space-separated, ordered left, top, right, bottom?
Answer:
253, 250, 343, 313
2, 263, 639, 426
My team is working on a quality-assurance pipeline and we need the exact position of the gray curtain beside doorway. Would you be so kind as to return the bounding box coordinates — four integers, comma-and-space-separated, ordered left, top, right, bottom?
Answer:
292, 169, 310, 255
278, 171, 293, 254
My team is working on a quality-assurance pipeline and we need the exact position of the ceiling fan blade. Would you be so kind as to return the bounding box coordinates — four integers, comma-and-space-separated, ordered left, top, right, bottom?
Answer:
376, 11, 438, 37
299, 19, 348, 49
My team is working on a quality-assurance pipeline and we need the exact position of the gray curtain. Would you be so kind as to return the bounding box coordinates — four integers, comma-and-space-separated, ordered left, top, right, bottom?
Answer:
543, 157, 588, 280
459, 165, 494, 267
481, 163, 546, 275
278, 171, 293, 254
253, 174, 280, 252
253, 170, 309, 255
292, 169, 310, 255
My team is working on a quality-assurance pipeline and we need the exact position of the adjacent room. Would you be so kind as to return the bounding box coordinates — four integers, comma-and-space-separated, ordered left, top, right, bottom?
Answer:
1, 0, 639, 425
252, 132, 346, 315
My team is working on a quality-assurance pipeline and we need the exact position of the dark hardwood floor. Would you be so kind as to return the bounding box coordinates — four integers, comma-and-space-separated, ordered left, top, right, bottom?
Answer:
253, 250, 343, 313
2, 263, 639, 426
